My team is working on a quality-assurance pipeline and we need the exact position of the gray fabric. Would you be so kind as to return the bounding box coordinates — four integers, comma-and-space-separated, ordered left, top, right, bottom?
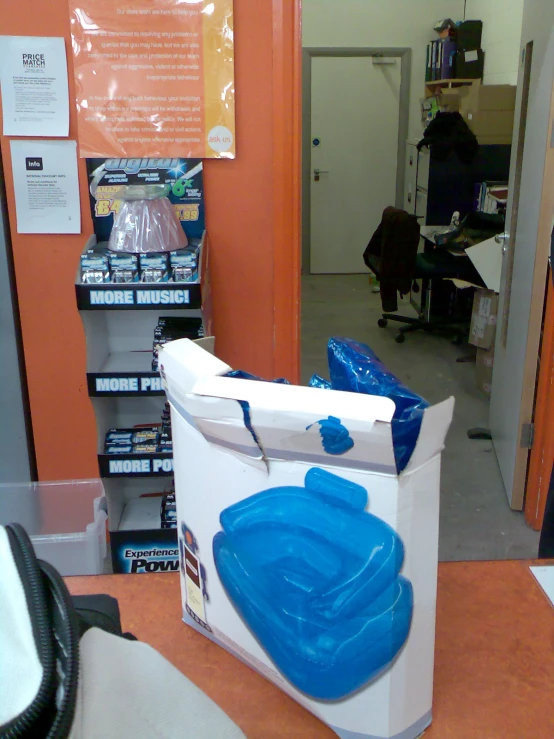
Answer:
0, 527, 43, 725
69, 627, 246, 739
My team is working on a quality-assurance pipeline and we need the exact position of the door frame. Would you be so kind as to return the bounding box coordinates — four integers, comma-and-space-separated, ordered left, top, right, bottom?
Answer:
491, 34, 554, 511
302, 47, 411, 274
272, 0, 302, 383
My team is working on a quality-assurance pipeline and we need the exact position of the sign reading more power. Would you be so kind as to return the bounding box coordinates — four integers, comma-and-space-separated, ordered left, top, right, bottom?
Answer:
107, 457, 174, 475
94, 376, 163, 394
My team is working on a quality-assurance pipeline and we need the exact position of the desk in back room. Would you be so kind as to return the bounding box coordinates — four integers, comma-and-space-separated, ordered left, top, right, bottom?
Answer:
68, 560, 554, 739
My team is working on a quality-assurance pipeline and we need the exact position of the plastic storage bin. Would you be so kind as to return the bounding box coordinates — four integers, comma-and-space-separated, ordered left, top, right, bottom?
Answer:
0, 479, 107, 576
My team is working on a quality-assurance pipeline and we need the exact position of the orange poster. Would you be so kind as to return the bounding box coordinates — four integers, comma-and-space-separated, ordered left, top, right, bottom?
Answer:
69, 0, 235, 158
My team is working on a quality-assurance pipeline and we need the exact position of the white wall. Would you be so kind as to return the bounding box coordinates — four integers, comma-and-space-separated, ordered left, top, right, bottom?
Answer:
302, 0, 464, 139
464, 0, 524, 84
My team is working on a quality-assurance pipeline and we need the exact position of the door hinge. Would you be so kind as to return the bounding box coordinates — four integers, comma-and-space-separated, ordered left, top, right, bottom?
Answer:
521, 423, 535, 449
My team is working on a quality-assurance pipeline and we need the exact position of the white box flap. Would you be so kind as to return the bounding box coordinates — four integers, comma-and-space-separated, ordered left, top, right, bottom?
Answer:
163, 339, 452, 476
190, 376, 398, 474
160, 338, 231, 400
403, 396, 455, 474
465, 236, 501, 293
193, 376, 395, 424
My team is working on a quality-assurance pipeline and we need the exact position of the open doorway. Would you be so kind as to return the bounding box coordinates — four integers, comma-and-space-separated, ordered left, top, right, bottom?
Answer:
302, 49, 410, 274
300, 1, 554, 561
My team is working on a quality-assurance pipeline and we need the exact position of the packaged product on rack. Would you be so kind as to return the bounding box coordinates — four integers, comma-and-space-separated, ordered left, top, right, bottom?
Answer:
87, 158, 205, 244
139, 252, 170, 283
109, 252, 139, 283
108, 184, 188, 254
80, 246, 110, 283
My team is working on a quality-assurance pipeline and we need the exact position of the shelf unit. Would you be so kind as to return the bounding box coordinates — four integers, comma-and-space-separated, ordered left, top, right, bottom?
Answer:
77, 233, 208, 573
424, 78, 481, 98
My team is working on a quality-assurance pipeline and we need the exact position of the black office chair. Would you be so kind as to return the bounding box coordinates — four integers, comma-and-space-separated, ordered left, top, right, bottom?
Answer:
364, 207, 481, 344
377, 249, 479, 343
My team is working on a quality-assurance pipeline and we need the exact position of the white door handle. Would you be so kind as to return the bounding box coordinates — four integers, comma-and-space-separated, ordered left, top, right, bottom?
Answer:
495, 232, 509, 254
314, 169, 329, 175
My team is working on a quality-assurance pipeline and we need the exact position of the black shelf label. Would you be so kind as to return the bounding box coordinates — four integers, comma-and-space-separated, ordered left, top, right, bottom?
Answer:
76, 282, 201, 310
99, 452, 173, 477
88, 373, 165, 397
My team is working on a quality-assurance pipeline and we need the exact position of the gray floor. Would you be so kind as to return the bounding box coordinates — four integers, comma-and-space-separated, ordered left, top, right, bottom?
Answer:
301, 274, 539, 562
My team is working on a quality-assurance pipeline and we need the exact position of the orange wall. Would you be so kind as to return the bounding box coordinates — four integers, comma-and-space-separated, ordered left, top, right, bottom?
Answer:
1, 0, 300, 481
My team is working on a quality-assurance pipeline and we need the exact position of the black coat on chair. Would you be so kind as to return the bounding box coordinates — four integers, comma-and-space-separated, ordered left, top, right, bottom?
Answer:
363, 206, 420, 313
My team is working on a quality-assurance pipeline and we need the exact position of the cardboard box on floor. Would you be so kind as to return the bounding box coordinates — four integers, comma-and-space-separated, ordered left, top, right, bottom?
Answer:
469, 288, 499, 350
476, 345, 495, 395
160, 339, 454, 739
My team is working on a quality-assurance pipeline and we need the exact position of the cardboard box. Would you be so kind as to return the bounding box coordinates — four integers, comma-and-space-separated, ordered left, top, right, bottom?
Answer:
436, 86, 515, 143
160, 339, 454, 739
469, 288, 499, 350
475, 134, 514, 145
466, 85, 516, 111
476, 346, 495, 396
466, 109, 515, 143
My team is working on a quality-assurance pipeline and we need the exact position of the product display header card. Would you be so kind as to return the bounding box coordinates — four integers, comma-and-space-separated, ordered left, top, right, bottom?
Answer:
69, 0, 235, 159
87, 158, 204, 240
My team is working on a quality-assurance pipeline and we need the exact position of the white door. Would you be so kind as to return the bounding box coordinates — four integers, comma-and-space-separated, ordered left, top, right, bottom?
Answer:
310, 56, 401, 274
490, 8, 554, 509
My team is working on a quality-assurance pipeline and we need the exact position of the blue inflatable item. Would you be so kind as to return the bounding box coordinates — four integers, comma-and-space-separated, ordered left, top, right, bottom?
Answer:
213, 467, 413, 700
308, 374, 331, 390
327, 338, 428, 473
307, 416, 354, 455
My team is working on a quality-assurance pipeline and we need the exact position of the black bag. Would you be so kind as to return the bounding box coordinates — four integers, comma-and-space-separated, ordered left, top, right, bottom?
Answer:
1, 524, 130, 739
0, 523, 246, 739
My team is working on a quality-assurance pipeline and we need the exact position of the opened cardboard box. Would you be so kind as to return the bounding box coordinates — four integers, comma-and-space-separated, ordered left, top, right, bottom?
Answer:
160, 339, 454, 739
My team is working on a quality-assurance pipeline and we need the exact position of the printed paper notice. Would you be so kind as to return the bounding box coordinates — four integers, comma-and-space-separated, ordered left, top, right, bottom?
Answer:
0, 36, 69, 137
69, 0, 235, 159
10, 140, 81, 234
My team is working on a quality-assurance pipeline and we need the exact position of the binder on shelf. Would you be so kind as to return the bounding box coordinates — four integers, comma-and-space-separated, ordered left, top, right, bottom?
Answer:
425, 44, 431, 82
433, 40, 442, 81
441, 39, 457, 80
430, 40, 437, 81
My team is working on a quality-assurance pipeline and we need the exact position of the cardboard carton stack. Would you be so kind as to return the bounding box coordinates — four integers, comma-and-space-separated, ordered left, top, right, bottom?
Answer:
439, 84, 516, 144
469, 288, 499, 395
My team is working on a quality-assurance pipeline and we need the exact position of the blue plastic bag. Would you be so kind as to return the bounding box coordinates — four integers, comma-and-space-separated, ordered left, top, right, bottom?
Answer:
307, 374, 331, 390
327, 338, 428, 473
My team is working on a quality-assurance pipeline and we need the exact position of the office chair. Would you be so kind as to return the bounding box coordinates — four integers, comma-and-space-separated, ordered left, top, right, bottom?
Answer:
364, 207, 480, 344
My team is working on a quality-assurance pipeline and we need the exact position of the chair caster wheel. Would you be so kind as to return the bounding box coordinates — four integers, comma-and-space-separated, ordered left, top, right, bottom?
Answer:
395, 333, 406, 344
378, 318, 388, 328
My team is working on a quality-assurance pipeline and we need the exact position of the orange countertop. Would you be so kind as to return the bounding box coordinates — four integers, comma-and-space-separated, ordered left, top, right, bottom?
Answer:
67, 560, 554, 739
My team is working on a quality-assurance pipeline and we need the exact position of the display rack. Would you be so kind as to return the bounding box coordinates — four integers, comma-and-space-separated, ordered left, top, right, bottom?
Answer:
77, 232, 207, 573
